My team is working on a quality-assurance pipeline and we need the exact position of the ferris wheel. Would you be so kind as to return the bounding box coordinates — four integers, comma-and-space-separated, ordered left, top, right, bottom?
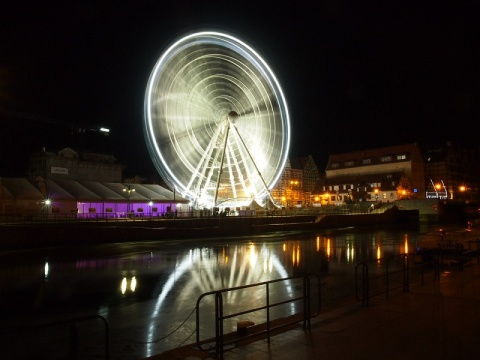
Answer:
144, 31, 290, 209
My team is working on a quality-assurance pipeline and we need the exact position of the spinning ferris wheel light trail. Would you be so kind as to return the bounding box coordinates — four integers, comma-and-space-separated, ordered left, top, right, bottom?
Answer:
144, 31, 290, 209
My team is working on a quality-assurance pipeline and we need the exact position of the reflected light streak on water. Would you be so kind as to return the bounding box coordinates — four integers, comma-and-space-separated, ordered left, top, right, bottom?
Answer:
44, 261, 49, 279
145, 242, 293, 358
0, 226, 429, 359
146, 249, 200, 356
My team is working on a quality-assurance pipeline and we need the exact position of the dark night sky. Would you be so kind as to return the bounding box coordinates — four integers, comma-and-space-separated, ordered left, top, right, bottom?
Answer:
1, 1, 479, 179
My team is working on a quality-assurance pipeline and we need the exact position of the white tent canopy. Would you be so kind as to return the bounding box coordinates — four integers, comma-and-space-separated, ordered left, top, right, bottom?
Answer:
0, 178, 189, 216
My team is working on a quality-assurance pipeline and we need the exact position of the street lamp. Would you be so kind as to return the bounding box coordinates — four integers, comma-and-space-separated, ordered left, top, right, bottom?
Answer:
43, 198, 52, 215
123, 185, 135, 194
459, 185, 467, 201
148, 200, 154, 217
374, 188, 379, 201
123, 185, 135, 214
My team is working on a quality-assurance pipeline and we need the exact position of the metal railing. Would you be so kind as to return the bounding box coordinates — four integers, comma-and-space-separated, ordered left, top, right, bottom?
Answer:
3, 314, 110, 359
195, 273, 321, 359
418, 240, 480, 283
355, 254, 409, 307
0, 202, 390, 224
356, 241, 480, 307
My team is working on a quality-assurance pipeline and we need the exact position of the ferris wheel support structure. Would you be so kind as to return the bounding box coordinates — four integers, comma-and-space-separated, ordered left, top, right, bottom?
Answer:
213, 113, 274, 207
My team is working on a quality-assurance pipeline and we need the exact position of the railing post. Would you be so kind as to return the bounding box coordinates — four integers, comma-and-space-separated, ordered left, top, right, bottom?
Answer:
99, 315, 110, 359
303, 275, 311, 329
363, 263, 369, 307
356, 262, 369, 307
215, 292, 224, 359
266, 282, 271, 342
386, 258, 390, 299
195, 295, 203, 350
69, 321, 79, 360
477, 239, 480, 261
456, 242, 464, 270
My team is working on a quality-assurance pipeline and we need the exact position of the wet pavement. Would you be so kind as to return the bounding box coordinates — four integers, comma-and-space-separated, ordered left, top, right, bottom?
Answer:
147, 258, 480, 359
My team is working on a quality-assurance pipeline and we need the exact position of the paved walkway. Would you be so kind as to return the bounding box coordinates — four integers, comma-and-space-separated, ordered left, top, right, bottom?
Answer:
148, 259, 480, 360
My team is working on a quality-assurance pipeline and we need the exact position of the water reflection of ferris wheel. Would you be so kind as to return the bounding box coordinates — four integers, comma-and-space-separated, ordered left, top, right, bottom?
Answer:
145, 244, 293, 357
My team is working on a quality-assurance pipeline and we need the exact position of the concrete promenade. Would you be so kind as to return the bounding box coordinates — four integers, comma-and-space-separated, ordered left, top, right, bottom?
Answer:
148, 258, 480, 360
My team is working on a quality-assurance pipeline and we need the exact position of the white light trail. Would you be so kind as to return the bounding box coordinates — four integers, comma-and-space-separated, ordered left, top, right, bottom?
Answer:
144, 31, 290, 208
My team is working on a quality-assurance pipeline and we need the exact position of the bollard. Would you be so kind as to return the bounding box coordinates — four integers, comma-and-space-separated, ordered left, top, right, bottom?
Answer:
236, 320, 255, 336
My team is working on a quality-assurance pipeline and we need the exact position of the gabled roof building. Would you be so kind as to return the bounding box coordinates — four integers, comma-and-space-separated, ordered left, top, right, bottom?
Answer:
270, 155, 320, 208
322, 143, 425, 205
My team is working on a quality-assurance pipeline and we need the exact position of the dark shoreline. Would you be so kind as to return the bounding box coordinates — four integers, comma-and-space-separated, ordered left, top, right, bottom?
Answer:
0, 207, 420, 251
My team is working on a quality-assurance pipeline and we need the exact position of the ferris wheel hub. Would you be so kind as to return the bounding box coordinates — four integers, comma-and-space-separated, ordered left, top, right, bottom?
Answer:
227, 111, 239, 124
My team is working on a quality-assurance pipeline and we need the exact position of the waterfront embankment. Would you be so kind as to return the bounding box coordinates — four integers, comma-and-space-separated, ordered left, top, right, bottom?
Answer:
0, 206, 419, 251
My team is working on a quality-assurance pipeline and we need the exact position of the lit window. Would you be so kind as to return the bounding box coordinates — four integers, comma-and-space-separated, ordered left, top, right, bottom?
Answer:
397, 154, 406, 160
381, 156, 392, 162
362, 158, 371, 164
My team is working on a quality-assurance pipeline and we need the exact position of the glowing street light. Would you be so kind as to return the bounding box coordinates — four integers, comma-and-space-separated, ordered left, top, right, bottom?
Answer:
42, 198, 52, 215
123, 185, 135, 194
123, 185, 135, 213
458, 185, 468, 201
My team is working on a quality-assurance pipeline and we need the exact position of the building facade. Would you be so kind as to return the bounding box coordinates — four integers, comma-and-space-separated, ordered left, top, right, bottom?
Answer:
270, 155, 320, 208
321, 143, 425, 205
424, 141, 480, 201
28, 147, 124, 183
265, 142, 480, 209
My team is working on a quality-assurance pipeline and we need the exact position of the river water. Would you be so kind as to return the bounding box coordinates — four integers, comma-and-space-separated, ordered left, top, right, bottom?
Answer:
0, 223, 434, 359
